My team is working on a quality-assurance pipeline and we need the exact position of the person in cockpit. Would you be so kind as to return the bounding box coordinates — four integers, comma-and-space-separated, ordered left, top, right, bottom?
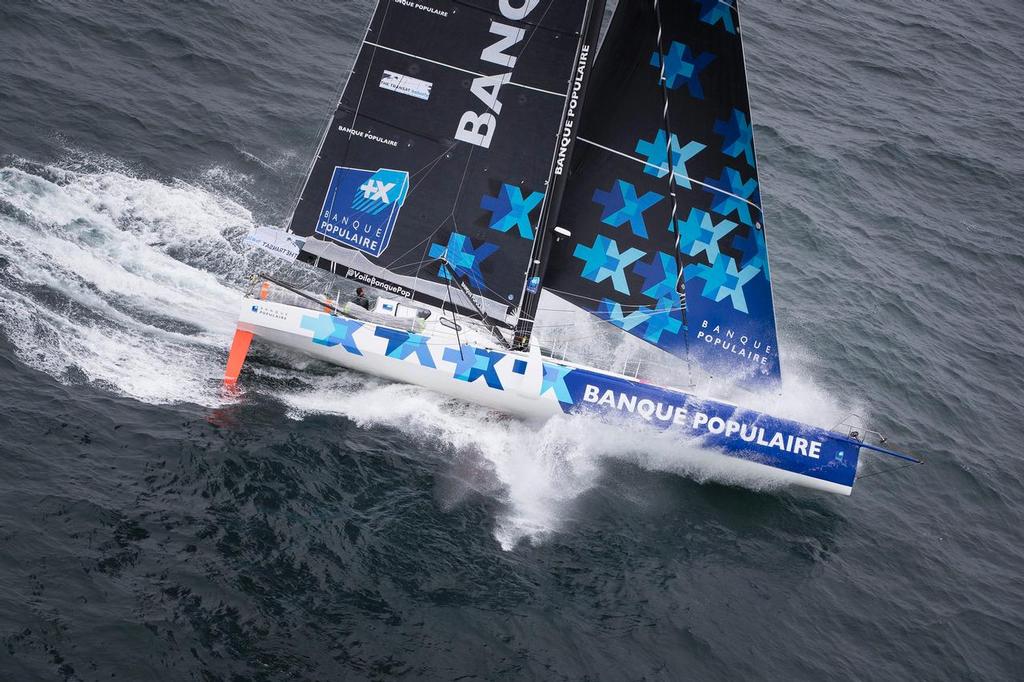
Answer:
352, 287, 371, 310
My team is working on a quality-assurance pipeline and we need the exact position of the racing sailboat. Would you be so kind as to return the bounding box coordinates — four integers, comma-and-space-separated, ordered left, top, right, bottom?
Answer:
227, 0, 919, 495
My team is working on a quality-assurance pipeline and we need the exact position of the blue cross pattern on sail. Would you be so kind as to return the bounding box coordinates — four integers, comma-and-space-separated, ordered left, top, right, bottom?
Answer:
694, 0, 737, 34
481, 184, 544, 239
315, 167, 410, 258
593, 180, 663, 238
650, 41, 715, 99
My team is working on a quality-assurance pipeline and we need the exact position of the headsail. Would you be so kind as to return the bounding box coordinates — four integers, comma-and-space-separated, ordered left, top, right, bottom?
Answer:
287, 0, 598, 322
542, 0, 782, 388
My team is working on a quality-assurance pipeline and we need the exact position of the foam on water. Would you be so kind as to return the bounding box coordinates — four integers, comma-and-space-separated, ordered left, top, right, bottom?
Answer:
0, 157, 859, 546
278, 371, 828, 548
0, 159, 257, 405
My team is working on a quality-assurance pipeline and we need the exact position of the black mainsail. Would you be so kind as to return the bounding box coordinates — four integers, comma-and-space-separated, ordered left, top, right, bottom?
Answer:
287, 0, 601, 324
537, 0, 783, 389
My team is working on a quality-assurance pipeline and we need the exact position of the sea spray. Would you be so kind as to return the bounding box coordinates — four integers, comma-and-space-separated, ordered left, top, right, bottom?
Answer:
0, 160, 259, 405
278, 374, 814, 548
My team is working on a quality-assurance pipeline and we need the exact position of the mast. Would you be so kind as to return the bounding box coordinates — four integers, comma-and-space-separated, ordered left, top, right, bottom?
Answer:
511, 0, 606, 351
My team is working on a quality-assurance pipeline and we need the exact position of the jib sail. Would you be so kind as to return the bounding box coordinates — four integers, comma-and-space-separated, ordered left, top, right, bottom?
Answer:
542, 0, 782, 387
287, 0, 600, 323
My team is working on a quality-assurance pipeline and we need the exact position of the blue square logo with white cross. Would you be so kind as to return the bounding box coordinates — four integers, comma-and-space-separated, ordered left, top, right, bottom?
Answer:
315, 167, 410, 258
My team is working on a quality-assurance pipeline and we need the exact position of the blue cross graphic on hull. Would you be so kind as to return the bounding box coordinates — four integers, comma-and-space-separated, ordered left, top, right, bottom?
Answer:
374, 327, 435, 368
300, 314, 363, 355
443, 345, 505, 389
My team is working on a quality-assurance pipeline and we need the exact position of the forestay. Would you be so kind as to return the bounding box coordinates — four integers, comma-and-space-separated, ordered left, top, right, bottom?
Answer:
287, 0, 595, 322
543, 0, 782, 388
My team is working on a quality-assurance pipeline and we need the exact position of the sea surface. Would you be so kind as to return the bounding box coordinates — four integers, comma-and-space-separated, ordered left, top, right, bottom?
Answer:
1, 0, 1023, 679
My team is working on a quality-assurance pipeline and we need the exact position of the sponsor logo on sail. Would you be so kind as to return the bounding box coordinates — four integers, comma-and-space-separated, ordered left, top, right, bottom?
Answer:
554, 43, 590, 176
455, 0, 543, 148
243, 226, 305, 261
378, 70, 432, 100
316, 167, 410, 258
393, 0, 449, 18
344, 267, 415, 299
336, 126, 398, 147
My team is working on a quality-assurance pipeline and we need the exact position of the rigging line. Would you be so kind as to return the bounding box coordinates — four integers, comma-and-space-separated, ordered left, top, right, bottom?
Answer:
362, 41, 566, 98
376, 151, 468, 272
467, 270, 503, 318
449, 139, 476, 216
420, 143, 479, 297
407, 142, 458, 185
283, 2, 376, 232
856, 459, 923, 480
395, 140, 458, 232
349, 1, 394, 141
516, 306, 684, 328
575, 136, 763, 212
543, 286, 685, 309
523, 322, 592, 329
520, 295, 689, 318
378, 213, 452, 273
438, 255, 512, 308
510, 0, 558, 72
441, 258, 512, 348
385, 257, 444, 273
411, 234, 434, 304
729, 0, 781, 378
535, 301, 684, 313
382, 139, 477, 280
652, 0, 684, 294
437, 261, 531, 318
516, 331, 637, 345
441, 263, 464, 356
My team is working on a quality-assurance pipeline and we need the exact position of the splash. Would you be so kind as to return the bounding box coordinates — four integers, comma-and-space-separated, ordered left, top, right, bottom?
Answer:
279, 375, 604, 548
0, 159, 262, 405
0, 157, 860, 548
277, 372, 819, 548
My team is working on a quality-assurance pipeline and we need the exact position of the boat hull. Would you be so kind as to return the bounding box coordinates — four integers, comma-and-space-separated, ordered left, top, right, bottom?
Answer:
237, 298, 859, 495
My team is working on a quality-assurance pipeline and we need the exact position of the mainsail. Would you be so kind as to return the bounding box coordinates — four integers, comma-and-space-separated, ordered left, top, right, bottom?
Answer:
287, 0, 600, 323
540, 0, 782, 388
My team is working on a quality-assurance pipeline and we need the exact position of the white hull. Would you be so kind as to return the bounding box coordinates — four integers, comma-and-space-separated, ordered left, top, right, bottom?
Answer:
232, 296, 860, 495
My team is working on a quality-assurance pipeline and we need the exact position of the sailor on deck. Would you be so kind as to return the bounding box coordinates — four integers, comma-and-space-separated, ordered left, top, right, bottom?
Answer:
352, 287, 371, 310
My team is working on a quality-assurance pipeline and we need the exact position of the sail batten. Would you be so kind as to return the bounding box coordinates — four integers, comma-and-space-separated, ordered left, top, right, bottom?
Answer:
360, 41, 570, 98
575, 136, 764, 212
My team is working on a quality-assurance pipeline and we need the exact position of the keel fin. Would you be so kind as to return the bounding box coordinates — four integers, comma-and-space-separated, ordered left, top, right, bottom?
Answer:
224, 328, 254, 386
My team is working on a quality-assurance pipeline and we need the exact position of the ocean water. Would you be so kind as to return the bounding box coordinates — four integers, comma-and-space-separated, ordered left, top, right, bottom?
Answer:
1, 0, 1023, 679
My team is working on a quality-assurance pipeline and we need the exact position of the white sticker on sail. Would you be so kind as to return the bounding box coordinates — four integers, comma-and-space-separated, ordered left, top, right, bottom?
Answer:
379, 70, 432, 101
244, 227, 305, 261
